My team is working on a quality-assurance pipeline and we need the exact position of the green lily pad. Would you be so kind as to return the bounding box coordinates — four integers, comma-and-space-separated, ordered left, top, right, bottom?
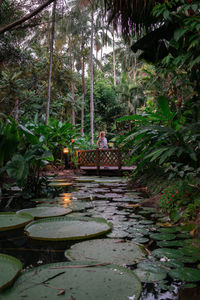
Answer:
106, 230, 131, 239
158, 227, 180, 233
0, 212, 33, 232
152, 248, 183, 260
65, 239, 147, 265
152, 248, 199, 263
25, 216, 112, 241
134, 268, 166, 283
0, 261, 142, 300
48, 182, 73, 187
197, 264, 200, 269
137, 260, 167, 275
139, 220, 154, 225
132, 237, 149, 244
150, 233, 176, 241
169, 267, 200, 282
127, 227, 149, 235
160, 260, 184, 268
17, 207, 72, 219
178, 246, 200, 259
0, 254, 22, 292
37, 201, 92, 212
176, 232, 191, 239
156, 240, 191, 247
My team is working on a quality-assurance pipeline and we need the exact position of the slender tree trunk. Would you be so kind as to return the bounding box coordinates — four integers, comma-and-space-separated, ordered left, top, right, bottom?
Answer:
69, 38, 76, 126
81, 55, 86, 136
71, 81, 75, 125
113, 25, 116, 86
46, 0, 56, 125
14, 98, 19, 122
90, 3, 94, 144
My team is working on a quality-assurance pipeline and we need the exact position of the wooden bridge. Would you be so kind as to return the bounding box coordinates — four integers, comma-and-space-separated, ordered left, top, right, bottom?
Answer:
76, 149, 135, 176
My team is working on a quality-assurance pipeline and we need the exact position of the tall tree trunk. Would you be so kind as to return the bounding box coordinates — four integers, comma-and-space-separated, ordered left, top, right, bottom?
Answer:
81, 55, 86, 136
45, 0, 56, 125
14, 98, 19, 122
90, 3, 94, 144
71, 81, 75, 125
113, 25, 116, 86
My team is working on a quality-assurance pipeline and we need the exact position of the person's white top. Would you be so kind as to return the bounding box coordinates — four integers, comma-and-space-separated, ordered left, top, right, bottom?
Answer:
98, 137, 108, 149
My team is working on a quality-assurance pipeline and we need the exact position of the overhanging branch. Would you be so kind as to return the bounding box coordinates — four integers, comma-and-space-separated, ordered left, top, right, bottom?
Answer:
0, 0, 55, 35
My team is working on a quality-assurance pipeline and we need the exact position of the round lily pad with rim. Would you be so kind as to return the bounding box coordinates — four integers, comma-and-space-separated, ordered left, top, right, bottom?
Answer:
0, 253, 22, 292
65, 238, 147, 265
0, 212, 33, 232
0, 261, 142, 300
24, 216, 112, 241
17, 207, 72, 219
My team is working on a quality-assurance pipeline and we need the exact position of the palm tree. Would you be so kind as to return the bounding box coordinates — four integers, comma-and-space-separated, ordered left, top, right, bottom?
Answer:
46, 0, 56, 125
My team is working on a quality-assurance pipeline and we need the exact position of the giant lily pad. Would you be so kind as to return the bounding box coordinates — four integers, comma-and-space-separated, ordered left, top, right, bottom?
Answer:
24, 216, 112, 241
0, 261, 142, 300
169, 267, 200, 282
17, 207, 72, 219
0, 212, 33, 232
0, 254, 22, 291
65, 239, 147, 265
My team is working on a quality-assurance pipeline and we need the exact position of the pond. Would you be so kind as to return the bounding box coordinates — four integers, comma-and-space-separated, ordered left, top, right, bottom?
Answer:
0, 175, 200, 299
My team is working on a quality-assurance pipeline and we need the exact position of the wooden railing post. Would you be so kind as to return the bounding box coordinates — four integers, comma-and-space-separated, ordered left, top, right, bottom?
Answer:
96, 149, 100, 175
118, 149, 122, 176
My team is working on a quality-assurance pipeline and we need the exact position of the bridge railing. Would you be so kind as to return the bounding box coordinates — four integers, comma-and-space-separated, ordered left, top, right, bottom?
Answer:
76, 148, 128, 174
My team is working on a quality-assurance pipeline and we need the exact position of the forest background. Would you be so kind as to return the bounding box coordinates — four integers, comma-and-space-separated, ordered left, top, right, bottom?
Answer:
0, 0, 200, 226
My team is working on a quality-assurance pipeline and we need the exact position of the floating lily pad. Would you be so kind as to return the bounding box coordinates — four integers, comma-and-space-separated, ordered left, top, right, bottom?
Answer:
48, 182, 73, 187
25, 216, 112, 241
0, 212, 33, 232
137, 260, 167, 275
178, 246, 200, 259
0, 253, 22, 291
132, 237, 149, 244
169, 267, 200, 282
106, 230, 131, 239
127, 227, 149, 236
139, 220, 154, 225
150, 233, 176, 241
74, 177, 95, 182
176, 233, 191, 239
37, 201, 92, 212
0, 261, 142, 300
160, 260, 184, 268
65, 239, 147, 265
156, 240, 191, 248
158, 227, 180, 234
17, 207, 72, 219
152, 248, 199, 263
152, 248, 183, 260
134, 268, 166, 283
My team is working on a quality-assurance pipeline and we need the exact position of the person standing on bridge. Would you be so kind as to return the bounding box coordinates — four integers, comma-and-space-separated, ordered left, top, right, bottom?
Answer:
97, 131, 108, 149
